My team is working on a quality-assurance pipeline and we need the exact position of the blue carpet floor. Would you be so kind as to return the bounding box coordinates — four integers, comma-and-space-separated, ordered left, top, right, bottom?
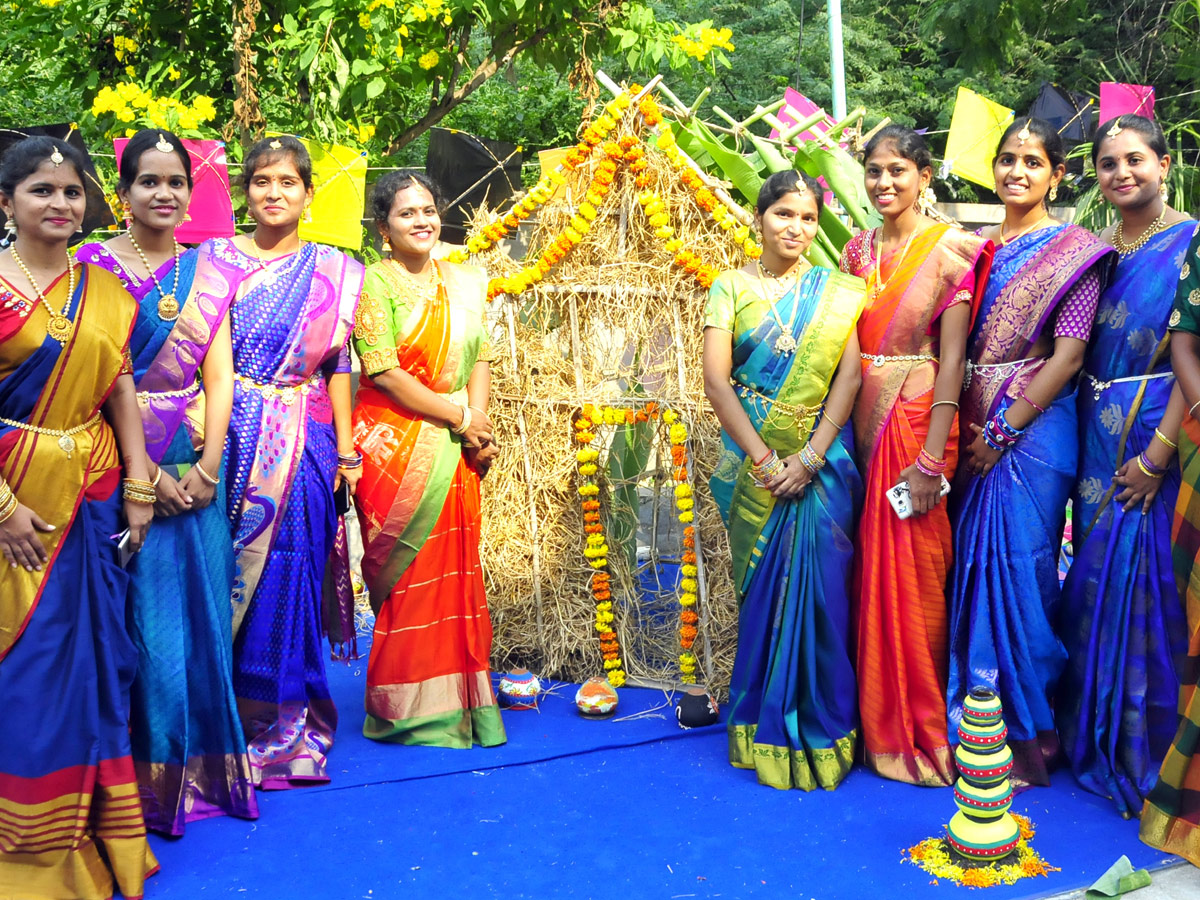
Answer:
141, 655, 1182, 899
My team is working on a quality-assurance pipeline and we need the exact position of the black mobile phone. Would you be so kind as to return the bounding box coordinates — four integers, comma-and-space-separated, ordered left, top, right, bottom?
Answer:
334, 481, 351, 517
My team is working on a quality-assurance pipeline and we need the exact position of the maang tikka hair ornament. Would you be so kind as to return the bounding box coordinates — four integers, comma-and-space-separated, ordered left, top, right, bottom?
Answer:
1017, 120, 1031, 146
49, 147, 64, 167
1107, 117, 1124, 139
155, 133, 174, 153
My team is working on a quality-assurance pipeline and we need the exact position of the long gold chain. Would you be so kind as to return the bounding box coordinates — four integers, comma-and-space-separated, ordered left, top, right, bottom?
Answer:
866, 226, 918, 301
127, 229, 182, 320
8, 246, 76, 345
249, 234, 305, 286
753, 260, 804, 354
998, 213, 1050, 247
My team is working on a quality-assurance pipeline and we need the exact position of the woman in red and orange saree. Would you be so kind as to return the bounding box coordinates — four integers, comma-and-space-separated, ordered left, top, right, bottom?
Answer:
352, 171, 505, 748
840, 126, 993, 786
0, 137, 158, 898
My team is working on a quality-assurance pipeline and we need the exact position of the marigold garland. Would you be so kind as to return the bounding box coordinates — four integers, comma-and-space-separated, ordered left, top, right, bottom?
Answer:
904, 814, 1059, 888
573, 401, 666, 688
663, 408, 699, 683
445, 91, 634, 263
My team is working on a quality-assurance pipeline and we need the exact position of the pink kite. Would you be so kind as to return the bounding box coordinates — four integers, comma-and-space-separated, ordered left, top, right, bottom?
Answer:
1098, 82, 1155, 126
113, 137, 235, 243
770, 88, 837, 147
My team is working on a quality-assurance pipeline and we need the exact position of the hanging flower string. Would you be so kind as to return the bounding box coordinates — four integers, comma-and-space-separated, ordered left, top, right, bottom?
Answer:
663, 409, 699, 683
446, 91, 634, 262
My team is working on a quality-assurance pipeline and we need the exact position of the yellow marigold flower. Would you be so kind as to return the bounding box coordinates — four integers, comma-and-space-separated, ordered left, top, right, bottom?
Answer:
579, 202, 598, 221
589, 558, 607, 569
586, 190, 604, 206
648, 211, 670, 227
679, 592, 697, 606
679, 511, 694, 523
662, 409, 678, 425
654, 226, 674, 239
675, 484, 692, 499
676, 497, 694, 511
664, 238, 684, 252
681, 563, 698, 576
418, 49, 439, 69
680, 578, 698, 592
669, 423, 688, 444
733, 225, 750, 242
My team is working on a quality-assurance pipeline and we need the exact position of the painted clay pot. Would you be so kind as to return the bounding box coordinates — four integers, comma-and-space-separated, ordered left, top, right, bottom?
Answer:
575, 676, 619, 718
497, 668, 541, 710
675, 687, 719, 729
946, 687, 1020, 860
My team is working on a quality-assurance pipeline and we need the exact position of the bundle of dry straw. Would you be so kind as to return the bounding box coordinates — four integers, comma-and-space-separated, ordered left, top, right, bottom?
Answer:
466, 92, 755, 694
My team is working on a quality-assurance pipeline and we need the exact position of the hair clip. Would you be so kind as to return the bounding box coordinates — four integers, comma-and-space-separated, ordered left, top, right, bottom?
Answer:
1107, 117, 1123, 138
268, 139, 282, 150
155, 133, 174, 153
49, 147, 64, 167
1017, 120, 1031, 145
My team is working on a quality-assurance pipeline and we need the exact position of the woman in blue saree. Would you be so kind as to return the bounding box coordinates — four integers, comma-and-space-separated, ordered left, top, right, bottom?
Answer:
949, 118, 1116, 786
1057, 114, 1192, 817
704, 170, 866, 790
76, 128, 258, 833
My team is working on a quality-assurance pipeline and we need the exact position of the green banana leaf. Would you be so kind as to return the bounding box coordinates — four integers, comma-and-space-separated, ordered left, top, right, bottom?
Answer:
667, 121, 765, 206
606, 418, 654, 571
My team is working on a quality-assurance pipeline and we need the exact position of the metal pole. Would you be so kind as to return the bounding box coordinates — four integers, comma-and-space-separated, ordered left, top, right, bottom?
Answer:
827, 0, 847, 120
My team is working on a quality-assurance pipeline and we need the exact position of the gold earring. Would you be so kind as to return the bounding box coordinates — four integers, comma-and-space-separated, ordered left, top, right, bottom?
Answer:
1159, 181, 1169, 199
1049, 183, 1059, 202
304, 205, 313, 223
3, 218, 15, 237
382, 236, 392, 253
121, 201, 132, 228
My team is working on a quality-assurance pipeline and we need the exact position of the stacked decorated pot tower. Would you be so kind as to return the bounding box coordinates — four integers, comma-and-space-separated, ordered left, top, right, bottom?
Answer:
946, 688, 1021, 860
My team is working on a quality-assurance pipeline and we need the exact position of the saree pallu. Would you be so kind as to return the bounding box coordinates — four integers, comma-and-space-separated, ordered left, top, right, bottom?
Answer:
1140, 414, 1200, 862
80, 241, 259, 833
949, 226, 1115, 787
353, 260, 505, 748
707, 267, 865, 790
219, 239, 363, 787
0, 265, 158, 899
1059, 222, 1193, 816
842, 223, 993, 786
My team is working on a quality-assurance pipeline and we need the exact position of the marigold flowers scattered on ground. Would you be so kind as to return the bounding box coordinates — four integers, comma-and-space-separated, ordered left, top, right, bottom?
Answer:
904, 815, 1058, 887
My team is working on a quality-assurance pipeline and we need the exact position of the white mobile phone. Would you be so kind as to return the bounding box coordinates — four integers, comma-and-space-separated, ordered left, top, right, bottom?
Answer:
113, 528, 135, 568
887, 476, 951, 520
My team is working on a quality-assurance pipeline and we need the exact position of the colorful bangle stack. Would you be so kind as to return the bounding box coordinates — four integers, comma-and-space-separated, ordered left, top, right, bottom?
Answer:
195, 461, 220, 485
122, 478, 157, 505
0, 480, 18, 525
450, 404, 471, 436
750, 450, 785, 486
337, 451, 363, 471
915, 447, 948, 477
798, 443, 826, 475
1137, 451, 1168, 479
983, 404, 1024, 451
1154, 427, 1179, 452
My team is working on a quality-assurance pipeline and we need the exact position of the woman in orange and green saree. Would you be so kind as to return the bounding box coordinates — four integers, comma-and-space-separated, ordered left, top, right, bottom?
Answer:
0, 137, 158, 898
352, 170, 505, 748
839, 125, 993, 785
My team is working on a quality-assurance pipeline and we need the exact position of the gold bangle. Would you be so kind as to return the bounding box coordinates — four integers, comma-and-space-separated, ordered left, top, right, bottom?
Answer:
1136, 456, 1166, 479
194, 461, 220, 486
1154, 427, 1179, 451
0, 492, 18, 525
930, 400, 960, 411
1190, 400, 1200, 419
151, 465, 163, 488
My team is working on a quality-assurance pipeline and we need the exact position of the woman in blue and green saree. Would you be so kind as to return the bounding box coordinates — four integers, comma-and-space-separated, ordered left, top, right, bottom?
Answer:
1058, 114, 1193, 817
704, 170, 867, 790
76, 128, 258, 834
948, 118, 1116, 787
0, 137, 158, 898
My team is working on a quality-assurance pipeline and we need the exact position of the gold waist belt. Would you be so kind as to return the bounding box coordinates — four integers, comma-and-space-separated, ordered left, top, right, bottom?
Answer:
0, 411, 102, 457
861, 353, 936, 368
235, 373, 322, 406
733, 381, 824, 419
137, 378, 202, 403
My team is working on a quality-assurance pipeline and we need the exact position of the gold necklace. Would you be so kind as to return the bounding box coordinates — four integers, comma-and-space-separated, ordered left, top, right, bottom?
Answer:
1112, 208, 1167, 256
998, 213, 1050, 246
389, 257, 442, 301
127, 229, 181, 320
754, 260, 804, 354
249, 235, 304, 286
866, 226, 918, 301
9, 247, 76, 344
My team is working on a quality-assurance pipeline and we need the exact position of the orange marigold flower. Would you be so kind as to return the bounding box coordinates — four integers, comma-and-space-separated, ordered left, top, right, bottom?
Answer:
582, 500, 601, 511
683, 526, 694, 538
593, 170, 614, 186
635, 411, 649, 422
594, 589, 611, 601
696, 266, 717, 288
671, 445, 686, 465
682, 256, 701, 274
503, 214, 520, 229
581, 126, 603, 146
682, 550, 697, 564
584, 511, 601, 523
681, 171, 703, 189
681, 636, 695, 650
618, 135, 638, 150
628, 159, 647, 175
673, 468, 687, 481
624, 409, 635, 424
602, 141, 623, 159
585, 524, 604, 534
635, 174, 651, 188
599, 630, 616, 641
680, 610, 699, 625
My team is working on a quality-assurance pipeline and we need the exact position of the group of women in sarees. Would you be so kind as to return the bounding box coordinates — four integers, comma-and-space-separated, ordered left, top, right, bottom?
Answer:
0, 131, 503, 898
705, 115, 1200, 867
